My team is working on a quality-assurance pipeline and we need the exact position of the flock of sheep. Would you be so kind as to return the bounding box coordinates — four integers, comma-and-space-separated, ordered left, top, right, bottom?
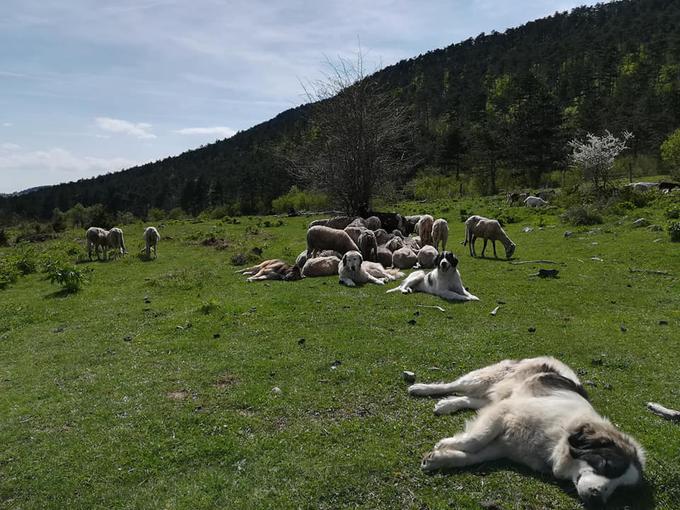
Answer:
85, 225, 160, 260
238, 208, 517, 292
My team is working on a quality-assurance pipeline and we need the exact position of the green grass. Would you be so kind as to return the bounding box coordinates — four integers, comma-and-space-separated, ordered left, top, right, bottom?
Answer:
1, 198, 679, 509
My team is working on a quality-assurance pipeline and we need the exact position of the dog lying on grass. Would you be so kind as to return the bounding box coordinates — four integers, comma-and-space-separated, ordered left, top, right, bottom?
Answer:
237, 259, 301, 282
409, 357, 645, 507
338, 250, 403, 286
387, 251, 478, 301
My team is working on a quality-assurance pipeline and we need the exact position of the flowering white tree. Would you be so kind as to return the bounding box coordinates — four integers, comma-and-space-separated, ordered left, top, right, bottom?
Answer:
568, 130, 633, 191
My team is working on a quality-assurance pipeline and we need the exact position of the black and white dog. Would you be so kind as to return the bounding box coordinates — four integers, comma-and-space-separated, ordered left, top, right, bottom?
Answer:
386, 251, 479, 301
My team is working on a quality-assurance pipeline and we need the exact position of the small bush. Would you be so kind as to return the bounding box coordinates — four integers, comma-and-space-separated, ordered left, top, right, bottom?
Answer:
0, 258, 20, 289
14, 247, 38, 275
0, 229, 8, 247
199, 299, 220, 315
666, 207, 680, 220
48, 264, 90, 293
669, 221, 680, 242
271, 186, 328, 214
562, 206, 603, 226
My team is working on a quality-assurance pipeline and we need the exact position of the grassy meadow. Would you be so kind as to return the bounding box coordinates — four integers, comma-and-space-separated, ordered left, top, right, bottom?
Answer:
1, 194, 679, 509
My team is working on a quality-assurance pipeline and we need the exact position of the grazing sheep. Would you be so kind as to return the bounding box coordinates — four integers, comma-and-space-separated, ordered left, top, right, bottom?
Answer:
302, 255, 340, 277
386, 236, 405, 252
374, 228, 393, 245
377, 246, 393, 268
307, 225, 359, 258
86, 227, 108, 260
418, 215, 434, 246
326, 216, 356, 229
466, 217, 516, 259
403, 215, 422, 235
358, 230, 378, 262
392, 247, 418, 269
524, 195, 548, 207
417, 245, 438, 269
338, 251, 404, 286
143, 226, 160, 259
463, 215, 484, 246
364, 216, 381, 231
106, 227, 126, 259
431, 219, 449, 251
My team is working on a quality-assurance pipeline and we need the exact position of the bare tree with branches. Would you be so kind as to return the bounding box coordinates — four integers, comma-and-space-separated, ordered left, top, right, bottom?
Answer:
568, 130, 633, 192
285, 51, 418, 215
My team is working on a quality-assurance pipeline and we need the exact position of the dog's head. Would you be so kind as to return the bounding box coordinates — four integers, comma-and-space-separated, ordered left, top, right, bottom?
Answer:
284, 265, 302, 281
341, 250, 363, 273
435, 251, 459, 272
568, 423, 645, 506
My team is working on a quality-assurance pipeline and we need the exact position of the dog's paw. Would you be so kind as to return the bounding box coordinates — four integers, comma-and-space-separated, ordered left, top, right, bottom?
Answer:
408, 383, 430, 396
421, 451, 440, 472
375, 279, 386, 285
434, 400, 456, 416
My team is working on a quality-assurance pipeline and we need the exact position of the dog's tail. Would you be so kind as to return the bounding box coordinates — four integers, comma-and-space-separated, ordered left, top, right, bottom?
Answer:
384, 268, 405, 279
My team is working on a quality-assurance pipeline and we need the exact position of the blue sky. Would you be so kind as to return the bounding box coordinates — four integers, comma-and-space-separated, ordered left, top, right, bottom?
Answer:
0, 0, 600, 193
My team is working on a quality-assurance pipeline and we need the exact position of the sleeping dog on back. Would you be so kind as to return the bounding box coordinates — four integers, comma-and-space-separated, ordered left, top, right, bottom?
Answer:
387, 251, 478, 301
409, 357, 645, 507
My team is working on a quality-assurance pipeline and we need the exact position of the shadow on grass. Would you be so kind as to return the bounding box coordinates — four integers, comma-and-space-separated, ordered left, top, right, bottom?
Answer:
136, 253, 156, 262
45, 288, 78, 299
432, 460, 655, 510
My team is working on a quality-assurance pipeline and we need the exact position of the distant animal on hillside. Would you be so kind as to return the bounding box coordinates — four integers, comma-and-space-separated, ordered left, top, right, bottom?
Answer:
86, 227, 108, 260
431, 218, 449, 251
409, 356, 645, 507
306, 225, 359, 258
465, 216, 515, 259
143, 226, 160, 259
524, 195, 548, 207
387, 251, 478, 301
338, 251, 403, 287
106, 227, 127, 259
238, 259, 301, 282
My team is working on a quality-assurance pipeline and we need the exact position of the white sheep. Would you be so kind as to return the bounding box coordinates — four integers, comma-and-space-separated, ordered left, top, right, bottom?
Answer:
417, 215, 434, 246
143, 226, 160, 259
302, 255, 341, 277
106, 227, 127, 258
431, 218, 449, 251
462, 215, 484, 247
392, 247, 418, 269
376, 246, 393, 268
306, 225, 359, 258
416, 245, 438, 268
465, 216, 516, 259
86, 227, 108, 260
524, 195, 548, 207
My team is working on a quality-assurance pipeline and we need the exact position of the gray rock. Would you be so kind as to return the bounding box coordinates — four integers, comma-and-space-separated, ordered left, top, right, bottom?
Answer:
402, 371, 416, 383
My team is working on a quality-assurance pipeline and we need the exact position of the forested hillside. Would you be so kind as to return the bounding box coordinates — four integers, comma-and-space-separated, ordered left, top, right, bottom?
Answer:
2, 0, 679, 222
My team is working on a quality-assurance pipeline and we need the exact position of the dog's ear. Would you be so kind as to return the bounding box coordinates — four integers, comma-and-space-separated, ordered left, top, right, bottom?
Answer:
341, 252, 348, 264
434, 252, 443, 266
569, 425, 630, 478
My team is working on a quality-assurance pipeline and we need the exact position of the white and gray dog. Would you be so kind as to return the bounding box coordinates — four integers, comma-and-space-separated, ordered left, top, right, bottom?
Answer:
409, 357, 645, 507
387, 251, 478, 301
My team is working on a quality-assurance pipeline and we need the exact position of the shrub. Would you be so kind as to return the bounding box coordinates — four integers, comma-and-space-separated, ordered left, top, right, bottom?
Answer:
14, 247, 38, 275
0, 229, 9, 247
0, 258, 20, 289
561, 206, 603, 226
669, 221, 680, 242
666, 207, 680, 220
271, 186, 328, 214
199, 299, 220, 315
47, 264, 90, 293
404, 172, 466, 200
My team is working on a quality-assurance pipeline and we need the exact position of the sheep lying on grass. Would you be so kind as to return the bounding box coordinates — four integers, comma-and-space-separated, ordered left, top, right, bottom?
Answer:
465, 216, 516, 259
392, 247, 418, 269
143, 226, 160, 259
417, 245, 438, 268
302, 255, 340, 277
432, 218, 448, 251
307, 226, 359, 258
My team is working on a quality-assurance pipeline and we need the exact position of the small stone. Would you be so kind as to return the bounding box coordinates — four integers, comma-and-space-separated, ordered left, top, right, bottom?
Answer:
591, 358, 604, 366
143, 296, 151, 303
123, 335, 132, 342
52, 326, 65, 333
620, 324, 627, 332
591, 256, 603, 262
330, 360, 342, 369
659, 320, 669, 326
577, 368, 587, 376
402, 371, 416, 383
298, 338, 306, 345
564, 231, 573, 238
585, 380, 597, 387
528, 326, 536, 333
522, 226, 533, 233
213, 333, 221, 339
271, 386, 282, 395
632, 218, 649, 228
407, 319, 417, 325
603, 383, 613, 390
413, 311, 420, 316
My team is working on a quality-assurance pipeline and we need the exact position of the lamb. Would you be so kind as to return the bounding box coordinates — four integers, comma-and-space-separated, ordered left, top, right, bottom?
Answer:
392, 247, 418, 269
465, 216, 516, 259
106, 227, 127, 259
416, 245, 438, 269
417, 215, 434, 246
143, 226, 160, 259
524, 195, 548, 207
357, 230, 378, 262
306, 225, 359, 258
431, 219, 449, 251
86, 227, 108, 260
302, 255, 341, 277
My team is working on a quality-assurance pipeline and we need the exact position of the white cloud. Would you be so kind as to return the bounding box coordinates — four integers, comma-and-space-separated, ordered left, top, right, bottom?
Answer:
95, 116, 156, 139
0, 144, 137, 193
174, 126, 236, 138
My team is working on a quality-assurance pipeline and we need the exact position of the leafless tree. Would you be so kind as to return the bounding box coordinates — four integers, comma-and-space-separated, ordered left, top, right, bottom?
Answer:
285, 51, 418, 215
